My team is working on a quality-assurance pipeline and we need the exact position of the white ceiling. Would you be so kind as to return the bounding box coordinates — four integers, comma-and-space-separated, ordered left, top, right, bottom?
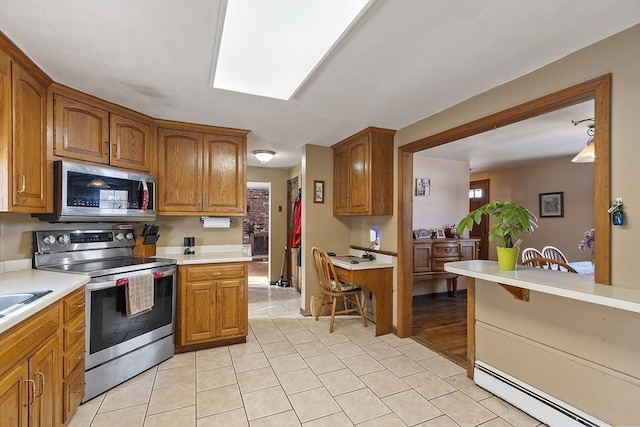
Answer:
0, 1, 637, 169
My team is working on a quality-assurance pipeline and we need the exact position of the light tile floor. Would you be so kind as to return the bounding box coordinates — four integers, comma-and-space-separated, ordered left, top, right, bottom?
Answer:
68, 282, 544, 427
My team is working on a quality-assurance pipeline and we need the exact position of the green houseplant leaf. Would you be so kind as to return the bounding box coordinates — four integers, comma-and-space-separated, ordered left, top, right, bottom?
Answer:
456, 200, 538, 248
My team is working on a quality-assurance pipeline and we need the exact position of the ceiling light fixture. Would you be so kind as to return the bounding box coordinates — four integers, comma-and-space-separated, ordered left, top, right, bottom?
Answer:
212, 0, 372, 100
571, 118, 595, 163
253, 150, 276, 164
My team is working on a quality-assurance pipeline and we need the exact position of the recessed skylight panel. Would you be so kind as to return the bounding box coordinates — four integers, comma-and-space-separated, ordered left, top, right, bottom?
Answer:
214, 0, 370, 100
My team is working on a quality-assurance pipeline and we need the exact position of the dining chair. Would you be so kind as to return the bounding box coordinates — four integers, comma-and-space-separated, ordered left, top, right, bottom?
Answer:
521, 247, 543, 264
522, 257, 578, 273
311, 247, 367, 333
541, 246, 569, 263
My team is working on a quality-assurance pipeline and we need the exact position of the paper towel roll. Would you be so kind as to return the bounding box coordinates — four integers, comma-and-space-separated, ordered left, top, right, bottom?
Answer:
201, 217, 231, 228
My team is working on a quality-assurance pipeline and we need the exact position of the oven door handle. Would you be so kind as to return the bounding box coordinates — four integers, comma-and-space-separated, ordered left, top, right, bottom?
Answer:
86, 267, 176, 291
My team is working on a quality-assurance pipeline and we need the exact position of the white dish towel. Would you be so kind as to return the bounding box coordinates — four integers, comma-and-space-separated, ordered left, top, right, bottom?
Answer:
126, 274, 154, 317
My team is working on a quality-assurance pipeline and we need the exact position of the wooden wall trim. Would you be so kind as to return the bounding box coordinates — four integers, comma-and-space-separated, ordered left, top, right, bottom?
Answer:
154, 119, 250, 137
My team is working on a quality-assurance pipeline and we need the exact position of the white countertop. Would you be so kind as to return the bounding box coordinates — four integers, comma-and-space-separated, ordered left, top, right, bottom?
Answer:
0, 269, 90, 334
445, 260, 640, 313
155, 245, 252, 265
331, 257, 394, 271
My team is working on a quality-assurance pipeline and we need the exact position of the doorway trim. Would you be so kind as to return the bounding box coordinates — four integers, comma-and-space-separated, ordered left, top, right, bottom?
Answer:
396, 75, 611, 374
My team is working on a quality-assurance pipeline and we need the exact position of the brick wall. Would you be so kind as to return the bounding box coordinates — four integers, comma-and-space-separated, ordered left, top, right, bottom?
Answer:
243, 188, 269, 255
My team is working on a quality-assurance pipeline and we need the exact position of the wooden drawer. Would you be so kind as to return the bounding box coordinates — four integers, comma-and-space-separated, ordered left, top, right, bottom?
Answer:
63, 288, 85, 323
432, 257, 460, 272
63, 365, 85, 423
64, 314, 85, 350
432, 243, 460, 258
0, 303, 60, 377
63, 338, 85, 377
185, 264, 245, 282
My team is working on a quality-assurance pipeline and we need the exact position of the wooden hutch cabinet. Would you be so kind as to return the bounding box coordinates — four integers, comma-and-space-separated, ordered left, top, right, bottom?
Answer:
413, 238, 480, 296
0, 37, 50, 213
332, 127, 395, 216
51, 85, 154, 173
156, 122, 248, 216
176, 263, 248, 352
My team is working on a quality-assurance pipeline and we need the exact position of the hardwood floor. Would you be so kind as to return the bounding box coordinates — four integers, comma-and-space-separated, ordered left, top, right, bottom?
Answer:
412, 291, 467, 368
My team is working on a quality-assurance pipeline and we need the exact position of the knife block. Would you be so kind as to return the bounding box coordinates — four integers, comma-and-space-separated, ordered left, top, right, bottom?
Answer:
133, 235, 156, 257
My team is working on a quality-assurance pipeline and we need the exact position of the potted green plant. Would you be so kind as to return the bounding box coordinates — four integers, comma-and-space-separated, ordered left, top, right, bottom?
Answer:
457, 200, 538, 270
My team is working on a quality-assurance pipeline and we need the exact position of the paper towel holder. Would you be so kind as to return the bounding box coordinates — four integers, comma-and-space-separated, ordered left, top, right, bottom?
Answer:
200, 216, 232, 227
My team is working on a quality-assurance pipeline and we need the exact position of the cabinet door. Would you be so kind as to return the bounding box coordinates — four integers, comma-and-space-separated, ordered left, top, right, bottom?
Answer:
53, 94, 109, 163
0, 362, 29, 427
12, 62, 47, 211
184, 282, 216, 343
157, 128, 203, 212
413, 244, 432, 273
203, 133, 246, 214
216, 279, 247, 338
29, 335, 59, 427
110, 113, 151, 172
347, 136, 370, 214
332, 144, 351, 214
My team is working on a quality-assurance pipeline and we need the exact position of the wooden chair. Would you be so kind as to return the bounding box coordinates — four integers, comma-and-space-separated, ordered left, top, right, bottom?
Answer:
522, 257, 578, 273
521, 247, 543, 264
541, 245, 568, 264
311, 247, 367, 333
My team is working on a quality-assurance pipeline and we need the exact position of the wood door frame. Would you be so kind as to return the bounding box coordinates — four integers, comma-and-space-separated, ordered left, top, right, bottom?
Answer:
397, 75, 611, 377
469, 179, 490, 260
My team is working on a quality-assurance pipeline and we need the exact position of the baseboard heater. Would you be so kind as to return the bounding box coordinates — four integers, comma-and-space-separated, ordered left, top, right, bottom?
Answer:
474, 361, 609, 427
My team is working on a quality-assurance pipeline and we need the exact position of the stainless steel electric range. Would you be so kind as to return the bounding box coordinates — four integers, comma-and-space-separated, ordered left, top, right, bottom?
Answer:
33, 228, 177, 402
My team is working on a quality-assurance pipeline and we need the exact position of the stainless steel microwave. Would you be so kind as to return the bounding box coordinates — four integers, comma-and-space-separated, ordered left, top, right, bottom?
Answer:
34, 160, 157, 222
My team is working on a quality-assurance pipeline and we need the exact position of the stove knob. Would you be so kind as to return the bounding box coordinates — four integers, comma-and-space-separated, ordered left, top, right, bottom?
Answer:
42, 235, 56, 245
56, 235, 70, 245
125, 232, 134, 240
115, 232, 125, 241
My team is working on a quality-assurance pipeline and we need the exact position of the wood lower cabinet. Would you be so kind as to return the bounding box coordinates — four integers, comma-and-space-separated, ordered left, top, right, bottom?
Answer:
52, 88, 153, 172
0, 43, 49, 213
0, 304, 61, 427
413, 238, 480, 296
332, 127, 395, 216
157, 123, 248, 216
176, 263, 248, 352
61, 288, 85, 424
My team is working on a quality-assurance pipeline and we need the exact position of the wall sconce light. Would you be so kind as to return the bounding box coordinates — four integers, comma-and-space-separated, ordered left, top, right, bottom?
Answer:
571, 118, 595, 163
253, 150, 276, 164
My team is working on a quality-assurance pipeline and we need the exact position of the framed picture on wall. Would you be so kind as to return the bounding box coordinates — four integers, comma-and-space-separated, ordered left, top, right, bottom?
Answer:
314, 180, 324, 204
539, 192, 564, 217
415, 178, 430, 196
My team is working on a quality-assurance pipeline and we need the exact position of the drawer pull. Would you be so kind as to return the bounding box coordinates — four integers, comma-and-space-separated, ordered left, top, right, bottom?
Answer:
35, 372, 45, 398
72, 302, 86, 309
210, 272, 222, 276
444, 248, 452, 253
74, 326, 86, 334
25, 379, 36, 406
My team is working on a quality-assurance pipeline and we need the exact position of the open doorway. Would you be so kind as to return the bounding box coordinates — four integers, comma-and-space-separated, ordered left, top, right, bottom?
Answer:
245, 182, 270, 286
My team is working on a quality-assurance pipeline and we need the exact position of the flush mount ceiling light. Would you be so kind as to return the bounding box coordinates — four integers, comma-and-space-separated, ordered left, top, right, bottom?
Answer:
253, 150, 276, 164
571, 118, 595, 163
212, 0, 373, 100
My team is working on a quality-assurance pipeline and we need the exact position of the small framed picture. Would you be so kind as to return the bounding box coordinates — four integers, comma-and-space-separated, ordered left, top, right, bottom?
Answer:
539, 192, 564, 217
314, 180, 324, 204
415, 178, 430, 196
435, 228, 446, 239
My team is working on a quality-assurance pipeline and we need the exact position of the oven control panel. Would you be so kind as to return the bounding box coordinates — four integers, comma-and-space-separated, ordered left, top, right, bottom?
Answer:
34, 229, 135, 253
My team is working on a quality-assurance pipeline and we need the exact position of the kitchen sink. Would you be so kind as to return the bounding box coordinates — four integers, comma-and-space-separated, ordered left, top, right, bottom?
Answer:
0, 291, 53, 317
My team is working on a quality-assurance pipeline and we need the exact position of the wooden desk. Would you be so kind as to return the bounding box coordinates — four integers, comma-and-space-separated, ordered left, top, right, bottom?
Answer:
333, 263, 393, 336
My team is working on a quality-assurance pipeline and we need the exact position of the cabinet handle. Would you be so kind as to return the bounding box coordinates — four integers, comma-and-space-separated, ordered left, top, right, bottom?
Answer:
197, 194, 202, 205
444, 248, 452, 253
73, 354, 84, 361
104, 141, 109, 156
72, 383, 86, 394
210, 272, 222, 276
24, 379, 36, 406
75, 326, 86, 334
72, 302, 86, 309
35, 372, 45, 398
17, 174, 26, 193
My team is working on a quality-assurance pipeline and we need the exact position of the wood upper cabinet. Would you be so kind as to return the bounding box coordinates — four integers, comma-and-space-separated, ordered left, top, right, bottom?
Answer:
157, 124, 248, 216
52, 88, 153, 172
0, 49, 49, 213
177, 263, 248, 351
332, 127, 395, 216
